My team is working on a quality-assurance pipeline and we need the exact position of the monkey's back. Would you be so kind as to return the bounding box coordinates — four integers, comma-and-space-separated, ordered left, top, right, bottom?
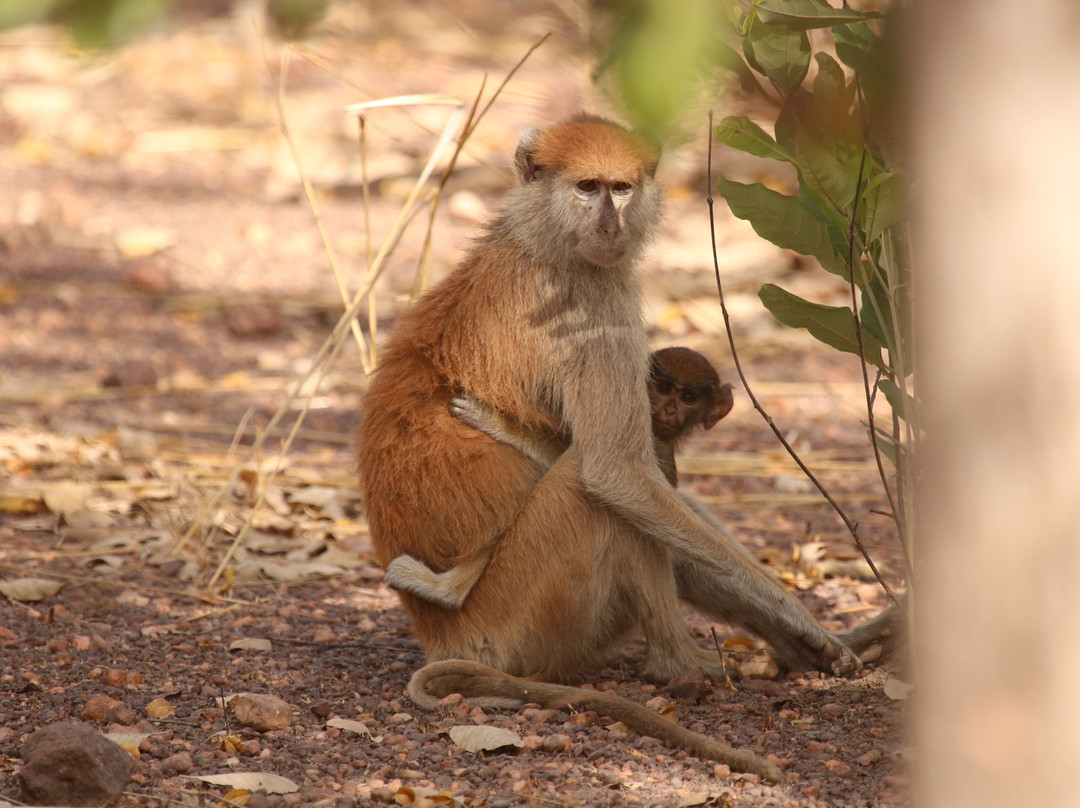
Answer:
356, 240, 558, 576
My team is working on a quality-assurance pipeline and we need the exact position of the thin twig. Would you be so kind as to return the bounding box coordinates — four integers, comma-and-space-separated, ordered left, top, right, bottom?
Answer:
272, 44, 370, 370
710, 627, 737, 694
843, 140, 898, 602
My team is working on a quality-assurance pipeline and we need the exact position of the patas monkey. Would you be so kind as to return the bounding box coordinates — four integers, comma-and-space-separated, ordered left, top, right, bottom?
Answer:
387, 347, 736, 607
356, 114, 898, 771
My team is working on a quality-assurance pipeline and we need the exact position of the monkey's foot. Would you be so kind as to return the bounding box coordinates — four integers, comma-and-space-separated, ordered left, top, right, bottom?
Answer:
834, 602, 906, 663
384, 555, 467, 610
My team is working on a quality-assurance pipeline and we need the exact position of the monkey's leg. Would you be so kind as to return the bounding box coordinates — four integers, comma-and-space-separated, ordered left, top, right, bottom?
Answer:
385, 548, 492, 610
435, 454, 712, 681
673, 494, 863, 674
680, 493, 904, 669
626, 535, 738, 683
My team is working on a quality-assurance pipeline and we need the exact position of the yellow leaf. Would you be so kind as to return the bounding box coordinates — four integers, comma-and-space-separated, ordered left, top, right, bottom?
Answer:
146, 698, 176, 718
0, 495, 42, 514
721, 636, 757, 652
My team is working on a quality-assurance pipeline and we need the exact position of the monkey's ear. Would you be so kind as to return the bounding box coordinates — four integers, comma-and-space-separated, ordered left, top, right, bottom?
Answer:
514, 126, 544, 183
703, 383, 735, 430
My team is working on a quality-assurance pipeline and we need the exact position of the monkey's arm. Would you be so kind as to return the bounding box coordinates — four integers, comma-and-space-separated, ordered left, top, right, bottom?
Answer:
450, 394, 569, 467
386, 398, 566, 610
566, 345, 863, 674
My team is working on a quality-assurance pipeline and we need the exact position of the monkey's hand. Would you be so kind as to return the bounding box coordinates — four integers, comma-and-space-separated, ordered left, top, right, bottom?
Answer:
385, 555, 468, 610
449, 394, 498, 434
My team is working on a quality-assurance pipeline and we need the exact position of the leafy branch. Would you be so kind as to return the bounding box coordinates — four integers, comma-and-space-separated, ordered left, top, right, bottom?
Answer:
710, 0, 914, 595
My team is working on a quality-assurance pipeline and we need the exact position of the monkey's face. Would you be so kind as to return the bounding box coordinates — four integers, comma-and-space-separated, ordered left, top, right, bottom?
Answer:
649, 376, 709, 440
513, 117, 661, 269
565, 177, 641, 267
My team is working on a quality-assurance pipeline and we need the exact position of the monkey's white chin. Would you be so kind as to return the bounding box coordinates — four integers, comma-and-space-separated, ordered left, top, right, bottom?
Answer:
578, 244, 628, 268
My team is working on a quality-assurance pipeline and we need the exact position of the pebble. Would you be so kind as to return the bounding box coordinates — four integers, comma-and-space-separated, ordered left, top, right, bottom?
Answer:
81, 694, 120, 722
20, 721, 133, 806
160, 751, 194, 776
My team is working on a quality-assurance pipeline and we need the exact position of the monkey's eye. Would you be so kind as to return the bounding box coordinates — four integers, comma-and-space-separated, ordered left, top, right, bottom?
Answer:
680, 391, 699, 405
654, 381, 674, 395
575, 179, 600, 194
611, 181, 633, 195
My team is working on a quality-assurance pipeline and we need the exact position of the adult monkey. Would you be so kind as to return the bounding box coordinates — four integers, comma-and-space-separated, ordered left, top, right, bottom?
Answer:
385, 346, 737, 608
357, 115, 898, 687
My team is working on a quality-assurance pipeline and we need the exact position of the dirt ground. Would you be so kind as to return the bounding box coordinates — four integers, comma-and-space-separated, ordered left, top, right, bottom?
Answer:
0, 4, 909, 807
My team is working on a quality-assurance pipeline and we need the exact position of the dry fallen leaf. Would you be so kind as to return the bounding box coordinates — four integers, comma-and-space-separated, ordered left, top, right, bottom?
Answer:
721, 636, 758, 652
448, 725, 524, 753
107, 731, 156, 748
0, 494, 41, 514
146, 698, 176, 718
41, 483, 91, 515
393, 785, 463, 807
327, 718, 382, 742
216, 733, 243, 753
188, 772, 298, 794
677, 793, 713, 807
731, 651, 780, 680
229, 637, 272, 652
0, 577, 63, 602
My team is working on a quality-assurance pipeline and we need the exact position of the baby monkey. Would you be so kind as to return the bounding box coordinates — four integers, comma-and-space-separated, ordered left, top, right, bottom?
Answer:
385, 347, 734, 609
649, 347, 734, 485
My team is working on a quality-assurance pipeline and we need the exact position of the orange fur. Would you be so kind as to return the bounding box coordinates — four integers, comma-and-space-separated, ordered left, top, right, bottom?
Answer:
531, 119, 658, 183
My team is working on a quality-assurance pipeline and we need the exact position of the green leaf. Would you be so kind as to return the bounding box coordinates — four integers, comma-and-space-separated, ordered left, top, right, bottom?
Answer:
869, 426, 902, 465
861, 171, 910, 242
714, 116, 794, 163
813, 52, 848, 100
759, 283, 884, 367
877, 378, 917, 422
743, 22, 811, 92
858, 275, 890, 348
794, 132, 861, 211
833, 22, 888, 110
753, 0, 881, 30
716, 176, 846, 275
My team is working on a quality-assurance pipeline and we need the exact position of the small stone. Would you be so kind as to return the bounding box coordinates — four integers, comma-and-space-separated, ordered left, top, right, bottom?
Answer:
81, 694, 120, 723
310, 699, 333, 718
662, 668, 712, 701
160, 751, 194, 777
20, 721, 133, 806
820, 703, 845, 717
541, 734, 570, 753
856, 748, 883, 766
106, 704, 138, 726
370, 786, 396, 803
230, 693, 293, 732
